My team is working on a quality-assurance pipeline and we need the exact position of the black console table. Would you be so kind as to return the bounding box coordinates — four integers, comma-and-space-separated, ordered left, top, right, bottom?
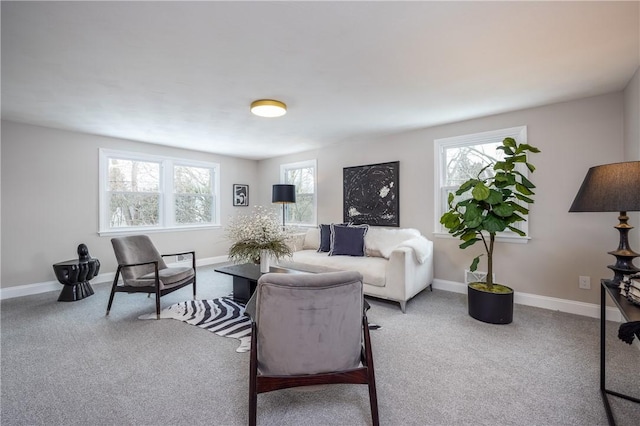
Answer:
600, 280, 640, 425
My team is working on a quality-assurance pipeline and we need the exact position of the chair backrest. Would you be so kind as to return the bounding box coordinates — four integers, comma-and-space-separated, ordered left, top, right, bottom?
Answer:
255, 270, 364, 376
111, 235, 168, 285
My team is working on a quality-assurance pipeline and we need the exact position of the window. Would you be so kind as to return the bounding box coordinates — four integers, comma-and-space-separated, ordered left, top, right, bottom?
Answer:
99, 149, 220, 234
280, 159, 317, 226
434, 126, 529, 241
173, 165, 215, 225
106, 157, 161, 228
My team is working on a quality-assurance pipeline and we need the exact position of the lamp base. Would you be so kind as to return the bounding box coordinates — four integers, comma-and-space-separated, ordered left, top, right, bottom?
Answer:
606, 211, 640, 286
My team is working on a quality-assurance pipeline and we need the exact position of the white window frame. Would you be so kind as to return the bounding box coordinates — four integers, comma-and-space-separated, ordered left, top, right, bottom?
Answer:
433, 126, 530, 244
99, 149, 220, 235
280, 159, 317, 227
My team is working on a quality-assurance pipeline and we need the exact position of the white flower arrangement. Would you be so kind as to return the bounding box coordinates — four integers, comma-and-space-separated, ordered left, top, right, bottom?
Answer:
226, 206, 293, 264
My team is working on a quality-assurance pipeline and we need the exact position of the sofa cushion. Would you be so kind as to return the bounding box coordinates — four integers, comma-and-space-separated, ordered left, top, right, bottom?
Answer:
329, 224, 368, 256
365, 227, 421, 258
284, 251, 387, 288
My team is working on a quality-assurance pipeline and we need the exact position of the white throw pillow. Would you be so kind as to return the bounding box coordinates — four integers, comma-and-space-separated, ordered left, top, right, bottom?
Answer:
303, 228, 320, 250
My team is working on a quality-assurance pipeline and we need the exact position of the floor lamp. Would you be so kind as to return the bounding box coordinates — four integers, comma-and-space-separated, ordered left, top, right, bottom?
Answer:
272, 184, 296, 229
569, 161, 640, 287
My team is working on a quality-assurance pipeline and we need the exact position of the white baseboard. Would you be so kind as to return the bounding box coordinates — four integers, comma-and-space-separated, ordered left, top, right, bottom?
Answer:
0, 256, 226, 301
0, 265, 627, 323
432, 278, 623, 322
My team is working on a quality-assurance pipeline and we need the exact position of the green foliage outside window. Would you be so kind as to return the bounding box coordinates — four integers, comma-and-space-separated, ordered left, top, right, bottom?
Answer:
107, 158, 215, 228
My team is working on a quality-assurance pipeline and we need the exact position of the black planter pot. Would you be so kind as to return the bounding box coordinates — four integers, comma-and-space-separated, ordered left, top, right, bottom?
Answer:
467, 283, 514, 324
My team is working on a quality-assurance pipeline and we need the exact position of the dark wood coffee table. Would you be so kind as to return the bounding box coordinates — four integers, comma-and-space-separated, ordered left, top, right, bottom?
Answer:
215, 263, 319, 304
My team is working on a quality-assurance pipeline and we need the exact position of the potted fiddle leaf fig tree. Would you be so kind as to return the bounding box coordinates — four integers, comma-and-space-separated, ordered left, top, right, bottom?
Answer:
440, 137, 540, 324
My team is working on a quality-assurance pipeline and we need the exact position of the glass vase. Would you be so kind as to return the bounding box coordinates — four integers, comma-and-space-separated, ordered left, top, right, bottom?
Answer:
260, 250, 270, 273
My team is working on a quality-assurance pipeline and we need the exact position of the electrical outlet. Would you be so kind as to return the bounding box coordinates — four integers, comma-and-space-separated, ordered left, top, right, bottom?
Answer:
579, 276, 591, 290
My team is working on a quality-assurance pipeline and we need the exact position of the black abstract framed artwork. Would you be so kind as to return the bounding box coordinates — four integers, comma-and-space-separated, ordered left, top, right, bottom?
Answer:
233, 184, 249, 206
343, 161, 399, 226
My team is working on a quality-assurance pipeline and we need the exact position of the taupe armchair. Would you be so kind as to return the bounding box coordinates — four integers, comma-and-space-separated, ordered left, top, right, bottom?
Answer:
107, 235, 196, 319
249, 271, 379, 426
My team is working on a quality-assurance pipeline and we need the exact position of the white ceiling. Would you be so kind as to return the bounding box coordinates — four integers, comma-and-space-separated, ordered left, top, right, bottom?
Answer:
2, 1, 639, 160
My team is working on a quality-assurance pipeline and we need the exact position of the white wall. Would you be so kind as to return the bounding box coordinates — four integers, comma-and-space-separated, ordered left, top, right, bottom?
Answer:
2, 87, 635, 302
259, 92, 626, 305
624, 67, 640, 161
623, 67, 640, 252
0, 124, 2, 286
1, 121, 259, 289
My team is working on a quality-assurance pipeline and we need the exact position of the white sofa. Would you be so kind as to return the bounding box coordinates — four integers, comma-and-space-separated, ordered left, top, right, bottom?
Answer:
277, 226, 434, 312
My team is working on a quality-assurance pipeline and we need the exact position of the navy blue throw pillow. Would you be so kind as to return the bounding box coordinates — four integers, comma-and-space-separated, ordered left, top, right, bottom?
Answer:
318, 224, 332, 252
329, 224, 368, 256
318, 223, 348, 252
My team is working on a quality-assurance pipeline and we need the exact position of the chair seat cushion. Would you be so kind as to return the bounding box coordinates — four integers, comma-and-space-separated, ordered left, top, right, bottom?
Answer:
135, 266, 194, 289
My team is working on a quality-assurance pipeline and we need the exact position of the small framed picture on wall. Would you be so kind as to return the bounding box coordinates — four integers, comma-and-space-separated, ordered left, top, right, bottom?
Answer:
233, 184, 249, 206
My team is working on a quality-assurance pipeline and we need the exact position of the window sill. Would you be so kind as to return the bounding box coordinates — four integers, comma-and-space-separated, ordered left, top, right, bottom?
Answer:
99, 224, 221, 237
433, 232, 530, 244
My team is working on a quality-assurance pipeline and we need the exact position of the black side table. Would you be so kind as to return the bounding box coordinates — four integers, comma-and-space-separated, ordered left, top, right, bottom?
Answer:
600, 280, 640, 425
53, 244, 100, 302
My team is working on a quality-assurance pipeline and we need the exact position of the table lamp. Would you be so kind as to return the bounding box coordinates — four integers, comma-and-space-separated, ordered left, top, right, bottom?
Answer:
272, 184, 296, 228
569, 161, 640, 287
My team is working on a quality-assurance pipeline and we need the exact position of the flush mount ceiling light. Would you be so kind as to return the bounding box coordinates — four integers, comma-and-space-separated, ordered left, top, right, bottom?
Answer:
250, 99, 287, 117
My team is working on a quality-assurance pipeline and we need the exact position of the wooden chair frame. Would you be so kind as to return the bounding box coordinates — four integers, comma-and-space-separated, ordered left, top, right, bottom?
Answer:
106, 250, 196, 319
249, 312, 379, 426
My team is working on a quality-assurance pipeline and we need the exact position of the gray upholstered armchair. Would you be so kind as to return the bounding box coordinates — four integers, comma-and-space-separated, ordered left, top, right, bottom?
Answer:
107, 235, 196, 319
249, 270, 379, 426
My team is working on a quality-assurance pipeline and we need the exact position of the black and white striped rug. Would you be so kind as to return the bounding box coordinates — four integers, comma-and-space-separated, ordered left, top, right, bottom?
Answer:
140, 296, 380, 353
139, 297, 251, 353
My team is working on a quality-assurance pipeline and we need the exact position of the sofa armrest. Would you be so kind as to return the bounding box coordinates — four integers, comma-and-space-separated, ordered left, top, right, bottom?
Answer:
386, 242, 434, 302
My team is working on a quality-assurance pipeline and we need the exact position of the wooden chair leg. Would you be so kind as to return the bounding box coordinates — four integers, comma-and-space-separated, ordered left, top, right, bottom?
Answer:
155, 291, 161, 319
106, 267, 121, 316
154, 264, 161, 319
368, 373, 380, 426
192, 256, 197, 300
249, 322, 258, 426
363, 316, 379, 426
